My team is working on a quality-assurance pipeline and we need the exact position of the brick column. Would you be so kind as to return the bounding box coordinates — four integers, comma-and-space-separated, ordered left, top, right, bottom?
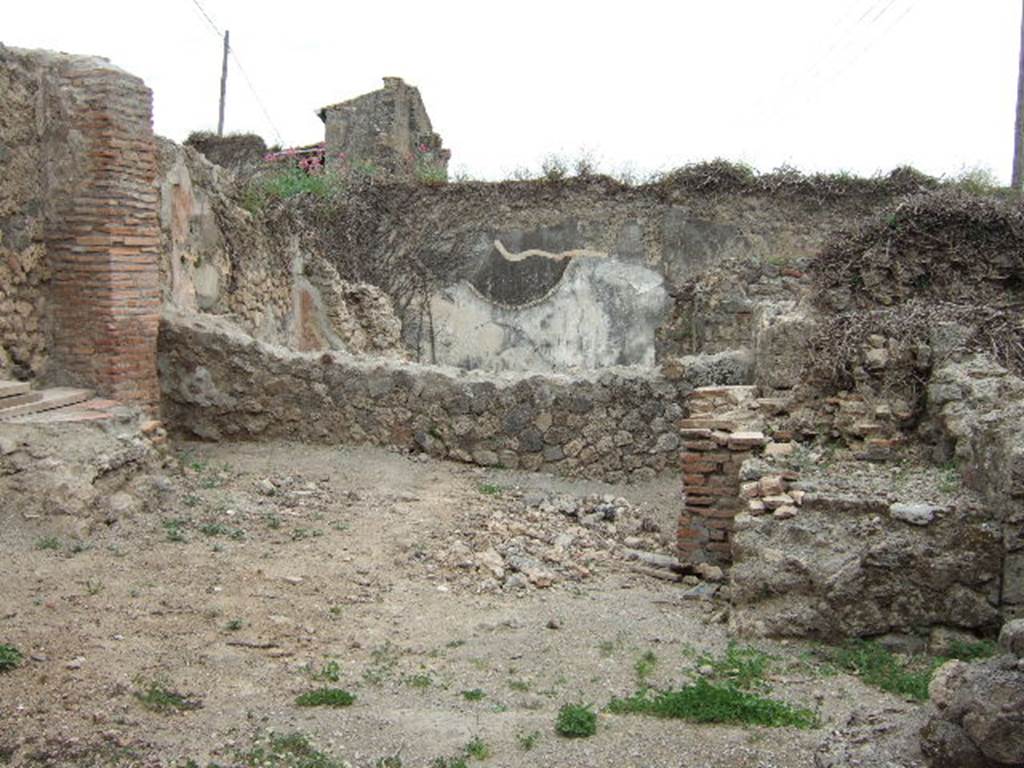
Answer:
677, 386, 766, 565
47, 60, 160, 408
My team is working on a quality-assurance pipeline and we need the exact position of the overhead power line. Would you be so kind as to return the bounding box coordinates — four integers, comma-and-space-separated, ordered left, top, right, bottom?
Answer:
186, 0, 285, 145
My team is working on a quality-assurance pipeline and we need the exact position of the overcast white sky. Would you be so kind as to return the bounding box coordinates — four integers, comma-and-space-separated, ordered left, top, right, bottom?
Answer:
4, 1, 1022, 182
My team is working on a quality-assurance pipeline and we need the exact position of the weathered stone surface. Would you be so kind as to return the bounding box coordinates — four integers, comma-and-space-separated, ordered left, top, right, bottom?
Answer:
730, 493, 1002, 639
999, 619, 1024, 657
159, 311, 687, 482
921, 655, 1024, 767
889, 502, 941, 526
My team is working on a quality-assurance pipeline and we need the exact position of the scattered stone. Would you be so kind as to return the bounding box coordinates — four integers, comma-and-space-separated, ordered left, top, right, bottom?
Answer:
546, 617, 562, 630
694, 562, 724, 582
256, 478, 276, 496
889, 502, 940, 526
66, 657, 85, 670
282, 576, 304, 585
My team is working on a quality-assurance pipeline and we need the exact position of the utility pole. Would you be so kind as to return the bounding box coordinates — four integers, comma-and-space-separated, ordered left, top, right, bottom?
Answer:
1014, 1, 1024, 189
217, 30, 229, 136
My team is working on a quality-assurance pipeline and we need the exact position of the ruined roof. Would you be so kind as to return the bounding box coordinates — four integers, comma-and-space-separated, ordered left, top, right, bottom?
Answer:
316, 76, 410, 123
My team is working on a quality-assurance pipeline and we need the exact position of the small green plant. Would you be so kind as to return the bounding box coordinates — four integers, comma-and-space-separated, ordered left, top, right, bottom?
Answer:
608, 679, 817, 728
311, 659, 341, 682
0, 644, 23, 672
508, 679, 530, 692
69, 540, 93, 555
35, 536, 60, 551
364, 641, 400, 685
406, 672, 433, 689
697, 643, 772, 691
555, 703, 597, 738
133, 678, 202, 714
598, 639, 617, 657
477, 483, 502, 496
634, 650, 658, 683
225, 619, 243, 632
376, 753, 404, 768
944, 638, 997, 662
199, 522, 230, 537
85, 579, 104, 596
461, 688, 485, 701
243, 167, 345, 212
291, 527, 323, 541
263, 512, 282, 529
828, 640, 937, 701
430, 758, 468, 768
234, 731, 346, 768
163, 518, 188, 543
295, 687, 356, 708
516, 730, 540, 751
463, 737, 490, 760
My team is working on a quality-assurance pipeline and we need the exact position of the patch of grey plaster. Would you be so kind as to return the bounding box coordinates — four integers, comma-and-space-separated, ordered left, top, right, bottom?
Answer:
425, 256, 669, 372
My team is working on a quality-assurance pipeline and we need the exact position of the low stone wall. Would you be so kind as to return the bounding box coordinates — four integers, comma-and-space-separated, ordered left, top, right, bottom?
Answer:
158, 311, 689, 482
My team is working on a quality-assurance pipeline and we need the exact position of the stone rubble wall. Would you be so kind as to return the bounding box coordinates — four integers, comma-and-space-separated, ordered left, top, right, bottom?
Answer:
929, 354, 1024, 621
0, 46, 55, 379
158, 311, 689, 483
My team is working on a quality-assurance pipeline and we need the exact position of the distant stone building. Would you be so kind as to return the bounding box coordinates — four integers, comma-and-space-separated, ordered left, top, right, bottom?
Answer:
317, 77, 449, 180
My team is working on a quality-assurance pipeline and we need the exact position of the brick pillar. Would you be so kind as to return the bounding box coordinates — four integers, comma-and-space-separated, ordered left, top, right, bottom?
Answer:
677, 386, 766, 565
47, 60, 160, 409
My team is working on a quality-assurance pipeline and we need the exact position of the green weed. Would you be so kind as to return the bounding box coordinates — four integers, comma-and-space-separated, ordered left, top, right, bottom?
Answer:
163, 518, 188, 543
508, 679, 530, 692
406, 673, 433, 690
430, 758, 468, 768
311, 659, 341, 682
477, 483, 502, 496
516, 730, 540, 751
555, 703, 597, 737
225, 619, 243, 632
463, 737, 490, 760
697, 643, 772, 691
608, 679, 818, 728
461, 688, 485, 701
295, 687, 356, 708
0, 644, 23, 672
234, 731, 346, 768
35, 536, 60, 551
634, 650, 658, 683
133, 678, 202, 714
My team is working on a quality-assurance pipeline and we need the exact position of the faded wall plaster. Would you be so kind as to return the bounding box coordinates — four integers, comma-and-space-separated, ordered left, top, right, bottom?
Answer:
425, 256, 669, 372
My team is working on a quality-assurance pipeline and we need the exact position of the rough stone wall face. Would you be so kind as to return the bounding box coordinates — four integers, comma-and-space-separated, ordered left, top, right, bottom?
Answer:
159, 312, 688, 483
47, 60, 160, 407
319, 77, 449, 179
0, 46, 54, 378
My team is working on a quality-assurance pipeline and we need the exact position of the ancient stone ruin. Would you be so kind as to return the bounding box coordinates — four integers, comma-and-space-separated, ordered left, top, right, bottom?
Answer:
2, 41, 1023, 768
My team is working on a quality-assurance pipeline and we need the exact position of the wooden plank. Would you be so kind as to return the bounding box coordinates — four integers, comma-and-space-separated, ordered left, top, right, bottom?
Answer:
0, 388, 93, 420
0, 380, 31, 399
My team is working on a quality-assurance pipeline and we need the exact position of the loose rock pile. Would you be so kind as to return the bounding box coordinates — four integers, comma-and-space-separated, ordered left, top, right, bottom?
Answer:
435, 489, 687, 592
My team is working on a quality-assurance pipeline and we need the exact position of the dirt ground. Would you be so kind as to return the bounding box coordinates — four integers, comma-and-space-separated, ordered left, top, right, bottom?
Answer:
1, 439, 919, 768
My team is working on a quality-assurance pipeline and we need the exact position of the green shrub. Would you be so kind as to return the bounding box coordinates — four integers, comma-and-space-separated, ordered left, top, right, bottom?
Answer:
608, 679, 817, 728
461, 688, 485, 701
295, 687, 356, 708
828, 641, 939, 701
235, 731, 346, 768
0, 644, 23, 672
555, 703, 597, 737
697, 643, 771, 691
